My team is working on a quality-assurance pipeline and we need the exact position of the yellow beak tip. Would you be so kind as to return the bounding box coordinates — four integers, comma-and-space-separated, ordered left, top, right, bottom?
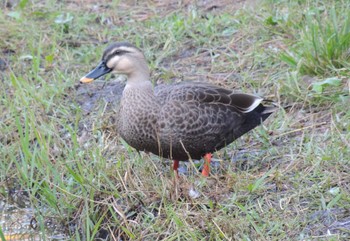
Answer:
80, 77, 94, 83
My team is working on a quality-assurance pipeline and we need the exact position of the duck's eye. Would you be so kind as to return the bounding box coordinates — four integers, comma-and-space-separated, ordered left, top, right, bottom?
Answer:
113, 50, 123, 56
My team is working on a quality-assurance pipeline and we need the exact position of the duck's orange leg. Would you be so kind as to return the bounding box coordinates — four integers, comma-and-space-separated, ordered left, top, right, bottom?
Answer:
202, 153, 212, 177
173, 160, 180, 178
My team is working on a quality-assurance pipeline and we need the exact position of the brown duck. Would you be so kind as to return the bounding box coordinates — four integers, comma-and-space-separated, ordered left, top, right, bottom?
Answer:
80, 42, 276, 176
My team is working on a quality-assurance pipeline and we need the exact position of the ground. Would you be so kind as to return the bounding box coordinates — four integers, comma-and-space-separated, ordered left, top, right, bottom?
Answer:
0, 0, 349, 240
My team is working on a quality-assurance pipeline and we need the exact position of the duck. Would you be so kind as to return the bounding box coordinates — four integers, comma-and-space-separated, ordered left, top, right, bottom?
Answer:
80, 42, 276, 177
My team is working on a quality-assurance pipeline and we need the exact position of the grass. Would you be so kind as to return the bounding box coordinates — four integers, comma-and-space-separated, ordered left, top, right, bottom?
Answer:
0, 0, 349, 240
279, 4, 350, 76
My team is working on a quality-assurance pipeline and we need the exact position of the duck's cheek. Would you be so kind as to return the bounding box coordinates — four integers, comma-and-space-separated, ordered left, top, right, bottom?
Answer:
114, 58, 134, 74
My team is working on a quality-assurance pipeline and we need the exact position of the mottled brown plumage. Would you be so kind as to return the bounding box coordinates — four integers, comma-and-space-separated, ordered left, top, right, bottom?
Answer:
80, 42, 275, 166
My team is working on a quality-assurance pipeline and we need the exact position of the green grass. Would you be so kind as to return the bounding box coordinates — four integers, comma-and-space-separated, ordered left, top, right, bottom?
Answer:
279, 3, 350, 76
1, 0, 349, 240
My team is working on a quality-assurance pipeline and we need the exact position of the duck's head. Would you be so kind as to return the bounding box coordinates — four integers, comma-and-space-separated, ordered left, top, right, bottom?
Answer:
80, 42, 150, 83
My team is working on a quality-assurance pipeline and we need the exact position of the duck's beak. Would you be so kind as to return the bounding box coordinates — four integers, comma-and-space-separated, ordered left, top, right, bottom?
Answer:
80, 61, 112, 83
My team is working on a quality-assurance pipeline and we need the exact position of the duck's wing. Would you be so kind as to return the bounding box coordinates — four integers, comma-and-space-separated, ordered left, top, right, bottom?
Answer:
155, 82, 275, 160
155, 82, 264, 113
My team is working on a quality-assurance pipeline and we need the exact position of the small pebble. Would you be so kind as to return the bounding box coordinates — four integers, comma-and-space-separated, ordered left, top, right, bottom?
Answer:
189, 188, 200, 199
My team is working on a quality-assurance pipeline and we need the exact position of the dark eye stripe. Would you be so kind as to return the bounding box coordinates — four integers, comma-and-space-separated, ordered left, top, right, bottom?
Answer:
104, 49, 129, 61
113, 50, 127, 56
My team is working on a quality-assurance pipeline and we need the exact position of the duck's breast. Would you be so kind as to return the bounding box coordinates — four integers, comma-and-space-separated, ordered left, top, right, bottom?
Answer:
117, 86, 160, 154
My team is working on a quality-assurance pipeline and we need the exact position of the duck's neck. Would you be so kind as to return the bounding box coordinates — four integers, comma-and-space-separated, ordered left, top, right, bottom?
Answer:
124, 59, 152, 90
124, 72, 154, 99
125, 77, 153, 93
125, 72, 152, 91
